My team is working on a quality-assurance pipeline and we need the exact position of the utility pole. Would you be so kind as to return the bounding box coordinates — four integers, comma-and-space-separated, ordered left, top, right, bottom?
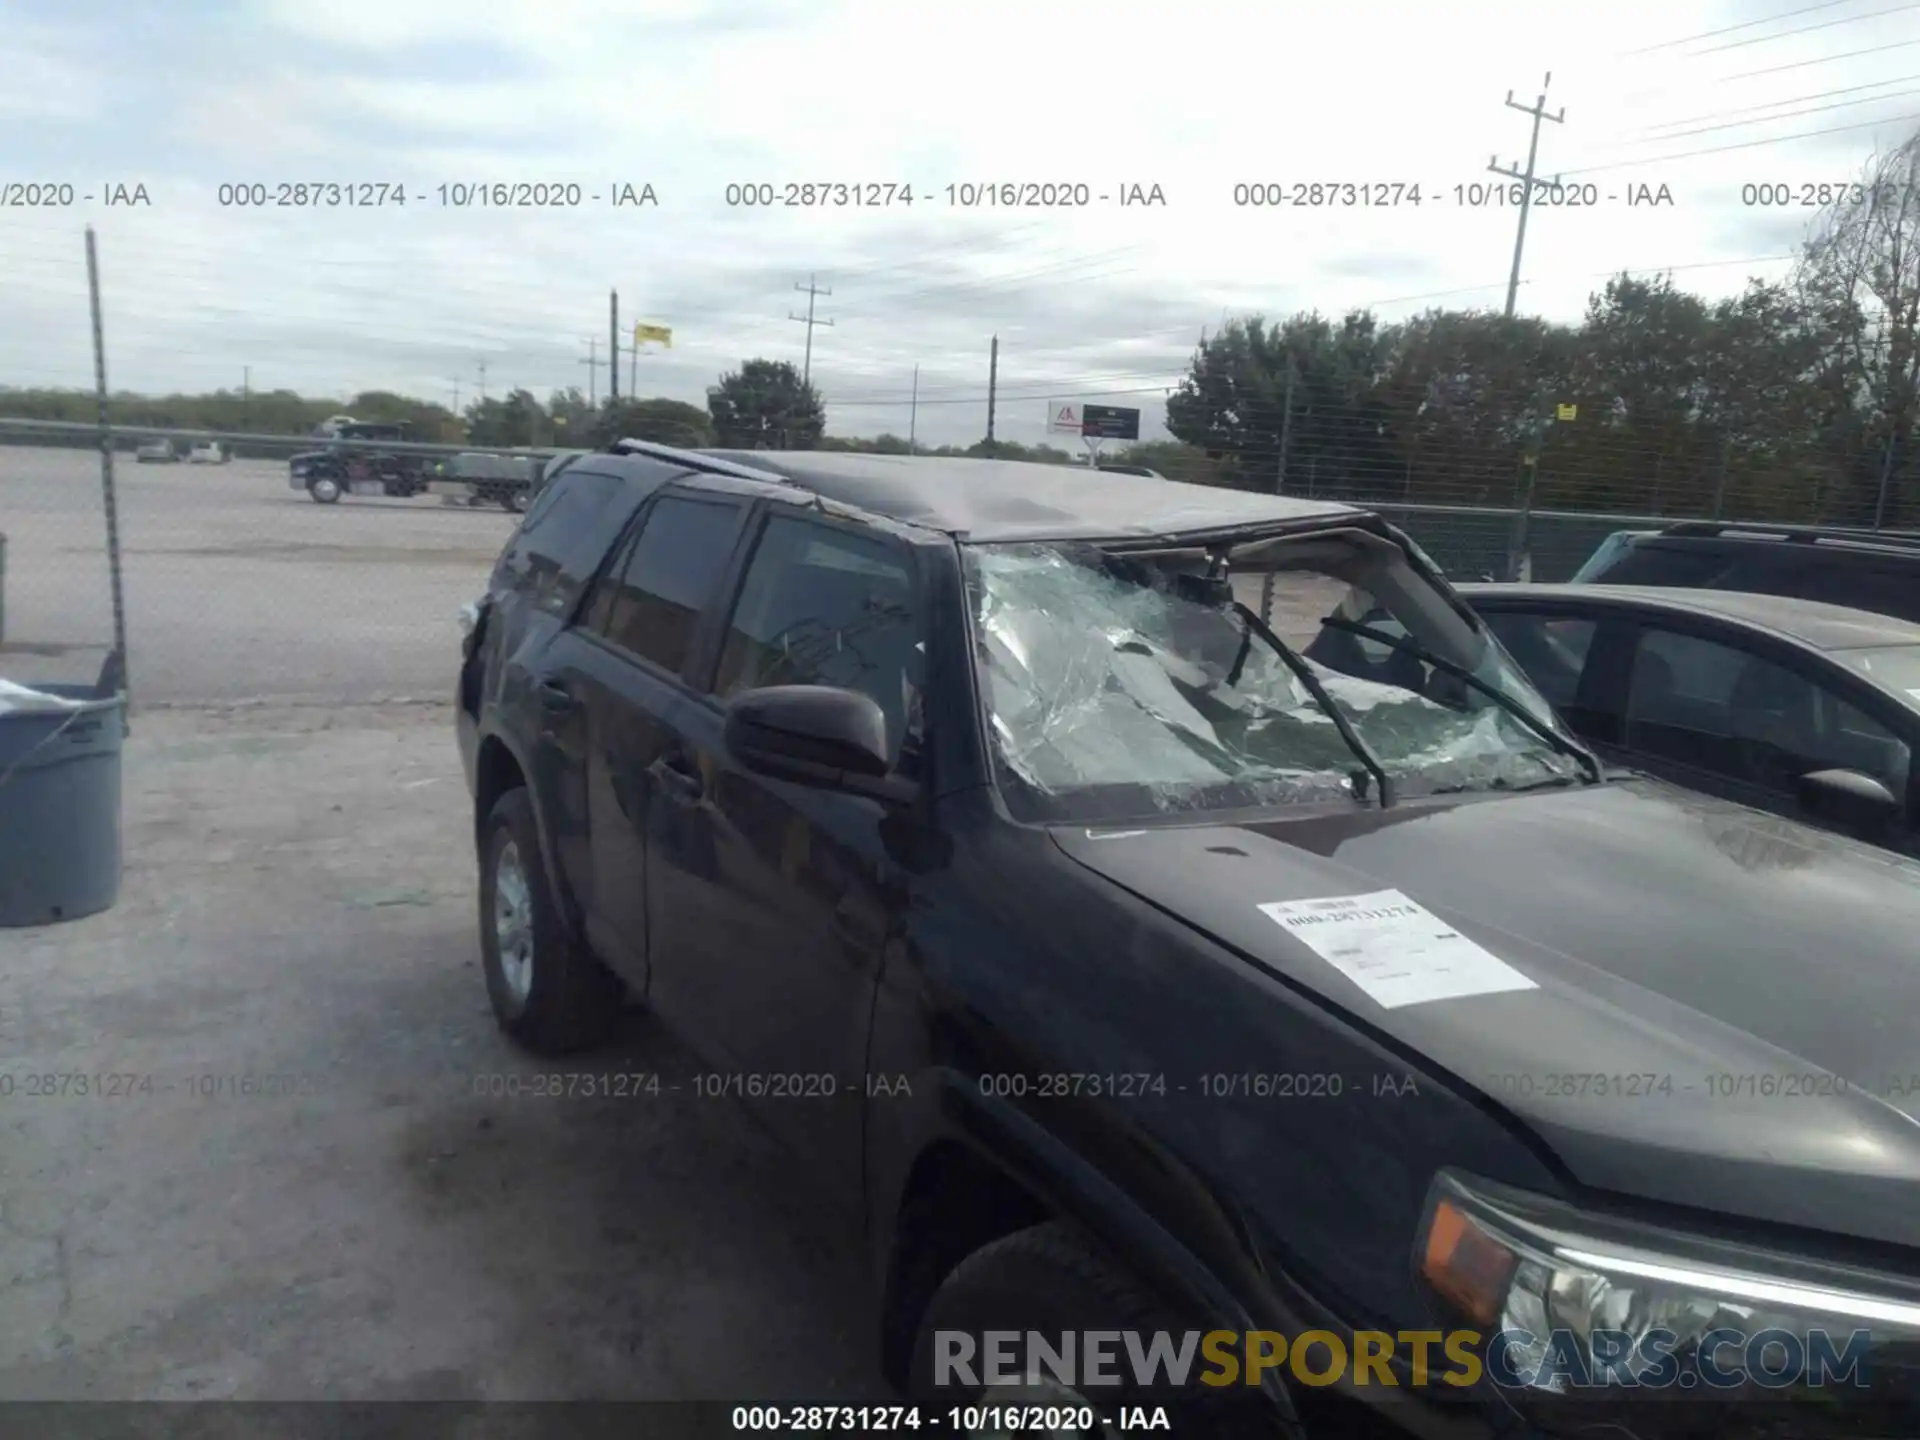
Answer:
1488, 73, 1565, 319
909, 365, 919, 453
242, 365, 250, 429
477, 360, 487, 407
629, 337, 638, 399
789, 273, 834, 386
986, 336, 999, 449
610, 290, 620, 403
580, 338, 600, 407
450, 381, 460, 413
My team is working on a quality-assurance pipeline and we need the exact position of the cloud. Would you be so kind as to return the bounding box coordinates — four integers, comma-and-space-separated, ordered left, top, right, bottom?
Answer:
4, 0, 1920, 445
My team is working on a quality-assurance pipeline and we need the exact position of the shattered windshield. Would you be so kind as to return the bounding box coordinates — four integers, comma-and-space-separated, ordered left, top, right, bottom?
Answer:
966, 537, 1585, 823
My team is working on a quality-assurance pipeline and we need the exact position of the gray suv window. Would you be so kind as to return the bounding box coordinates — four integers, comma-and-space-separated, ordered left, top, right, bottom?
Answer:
713, 515, 925, 772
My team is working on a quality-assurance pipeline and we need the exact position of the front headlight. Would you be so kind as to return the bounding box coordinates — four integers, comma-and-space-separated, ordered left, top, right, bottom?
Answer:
1416, 1171, 1920, 1423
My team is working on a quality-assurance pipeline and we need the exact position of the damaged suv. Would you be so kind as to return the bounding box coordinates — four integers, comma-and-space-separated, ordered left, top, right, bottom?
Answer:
458, 444, 1920, 1439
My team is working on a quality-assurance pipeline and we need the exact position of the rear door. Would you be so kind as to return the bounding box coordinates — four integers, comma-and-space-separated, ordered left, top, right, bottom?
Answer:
569, 489, 751, 987
481, 465, 640, 916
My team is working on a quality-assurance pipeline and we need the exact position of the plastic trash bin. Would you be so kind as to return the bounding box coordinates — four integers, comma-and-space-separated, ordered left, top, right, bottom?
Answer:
0, 681, 124, 926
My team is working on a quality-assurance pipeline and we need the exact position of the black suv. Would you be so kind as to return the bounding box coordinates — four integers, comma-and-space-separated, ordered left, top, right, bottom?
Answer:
457, 443, 1920, 1438
1574, 521, 1920, 623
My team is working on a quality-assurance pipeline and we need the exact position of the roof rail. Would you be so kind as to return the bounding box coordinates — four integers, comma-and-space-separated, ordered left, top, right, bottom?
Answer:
1659, 519, 1920, 552
605, 437, 793, 485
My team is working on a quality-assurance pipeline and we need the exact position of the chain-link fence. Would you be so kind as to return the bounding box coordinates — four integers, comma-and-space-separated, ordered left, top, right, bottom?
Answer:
0, 419, 565, 708
1, 418, 1909, 711
5, 367, 1916, 710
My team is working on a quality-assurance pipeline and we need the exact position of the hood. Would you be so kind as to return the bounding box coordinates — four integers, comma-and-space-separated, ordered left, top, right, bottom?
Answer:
1051, 777, 1920, 1249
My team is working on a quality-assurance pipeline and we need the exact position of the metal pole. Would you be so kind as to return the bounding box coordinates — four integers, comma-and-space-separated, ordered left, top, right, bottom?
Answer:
1275, 355, 1296, 494
85, 227, 130, 716
986, 337, 998, 448
1261, 355, 1298, 623
1711, 434, 1731, 520
1873, 434, 1898, 530
610, 290, 619, 403
909, 365, 918, 453
629, 335, 637, 398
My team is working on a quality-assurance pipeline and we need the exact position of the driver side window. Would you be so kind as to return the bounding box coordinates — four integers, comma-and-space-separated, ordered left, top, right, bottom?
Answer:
712, 515, 927, 777
1626, 628, 1910, 803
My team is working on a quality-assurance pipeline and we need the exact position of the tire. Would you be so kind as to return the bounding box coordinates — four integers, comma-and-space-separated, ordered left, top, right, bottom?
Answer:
308, 475, 342, 504
502, 488, 529, 514
909, 1222, 1295, 1439
477, 787, 623, 1054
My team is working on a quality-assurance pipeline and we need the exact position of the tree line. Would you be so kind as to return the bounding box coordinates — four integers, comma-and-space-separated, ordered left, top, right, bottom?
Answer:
5, 134, 1917, 525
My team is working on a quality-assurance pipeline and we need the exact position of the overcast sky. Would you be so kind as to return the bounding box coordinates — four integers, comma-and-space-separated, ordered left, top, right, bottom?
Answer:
6, 0, 1920, 447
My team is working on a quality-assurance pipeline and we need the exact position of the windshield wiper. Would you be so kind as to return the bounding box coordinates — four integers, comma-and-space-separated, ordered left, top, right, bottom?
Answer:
1318, 616, 1603, 785
1230, 602, 1393, 807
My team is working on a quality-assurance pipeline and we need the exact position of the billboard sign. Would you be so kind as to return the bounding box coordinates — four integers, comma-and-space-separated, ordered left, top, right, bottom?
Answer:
1080, 404, 1140, 440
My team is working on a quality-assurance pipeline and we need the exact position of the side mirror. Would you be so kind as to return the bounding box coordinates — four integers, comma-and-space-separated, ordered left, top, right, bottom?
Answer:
724, 685, 913, 802
1797, 768, 1899, 834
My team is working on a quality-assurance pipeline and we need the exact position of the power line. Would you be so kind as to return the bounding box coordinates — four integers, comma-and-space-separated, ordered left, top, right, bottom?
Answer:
1727, 36, 1920, 79
1693, 3, 1920, 55
1640, 73, 1920, 132
1632, 84, 1920, 141
1560, 111, 1920, 174
1624, 0, 1863, 55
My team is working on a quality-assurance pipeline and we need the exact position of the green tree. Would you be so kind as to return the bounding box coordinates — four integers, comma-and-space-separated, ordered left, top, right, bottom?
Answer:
592, 396, 713, 448
1165, 311, 1398, 495
707, 359, 824, 449
547, 386, 595, 443
1794, 129, 1920, 524
464, 389, 545, 447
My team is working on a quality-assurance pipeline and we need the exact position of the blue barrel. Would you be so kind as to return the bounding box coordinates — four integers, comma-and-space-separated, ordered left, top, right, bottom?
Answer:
0, 684, 124, 926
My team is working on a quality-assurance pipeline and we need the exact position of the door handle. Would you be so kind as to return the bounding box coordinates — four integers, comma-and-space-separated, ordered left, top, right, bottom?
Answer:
648, 751, 703, 799
831, 891, 888, 955
534, 679, 576, 713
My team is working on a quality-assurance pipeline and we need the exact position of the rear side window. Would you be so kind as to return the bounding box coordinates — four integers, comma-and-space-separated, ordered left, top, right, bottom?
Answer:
1585, 543, 1735, 588
497, 468, 631, 610
599, 494, 743, 674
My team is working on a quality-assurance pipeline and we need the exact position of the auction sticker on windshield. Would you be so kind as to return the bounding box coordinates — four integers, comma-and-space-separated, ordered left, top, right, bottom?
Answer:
1258, 890, 1537, 1010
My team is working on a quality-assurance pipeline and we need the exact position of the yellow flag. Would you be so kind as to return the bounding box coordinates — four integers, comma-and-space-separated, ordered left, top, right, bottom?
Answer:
1555, 402, 1577, 422
633, 323, 673, 348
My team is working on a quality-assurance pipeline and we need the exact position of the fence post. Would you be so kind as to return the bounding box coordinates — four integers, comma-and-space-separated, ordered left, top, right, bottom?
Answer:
1711, 434, 1731, 520
1267, 353, 1297, 625
86, 227, 130, 723
1873, 435, 1897, 531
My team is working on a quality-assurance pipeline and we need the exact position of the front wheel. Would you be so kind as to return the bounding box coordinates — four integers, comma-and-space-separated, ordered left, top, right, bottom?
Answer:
501, 488, 529, 514
910, 1223, 1293, 1439
308, 475, 342, 504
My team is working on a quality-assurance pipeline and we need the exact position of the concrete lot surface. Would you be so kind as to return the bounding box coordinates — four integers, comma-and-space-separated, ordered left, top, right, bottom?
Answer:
0, 441, 1350, 1407
0, 703, 883, 1402
1, 446, 509, 704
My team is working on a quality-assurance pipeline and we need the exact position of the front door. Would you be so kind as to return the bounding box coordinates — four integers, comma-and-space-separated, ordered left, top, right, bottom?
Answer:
645, 511, 926, 1208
